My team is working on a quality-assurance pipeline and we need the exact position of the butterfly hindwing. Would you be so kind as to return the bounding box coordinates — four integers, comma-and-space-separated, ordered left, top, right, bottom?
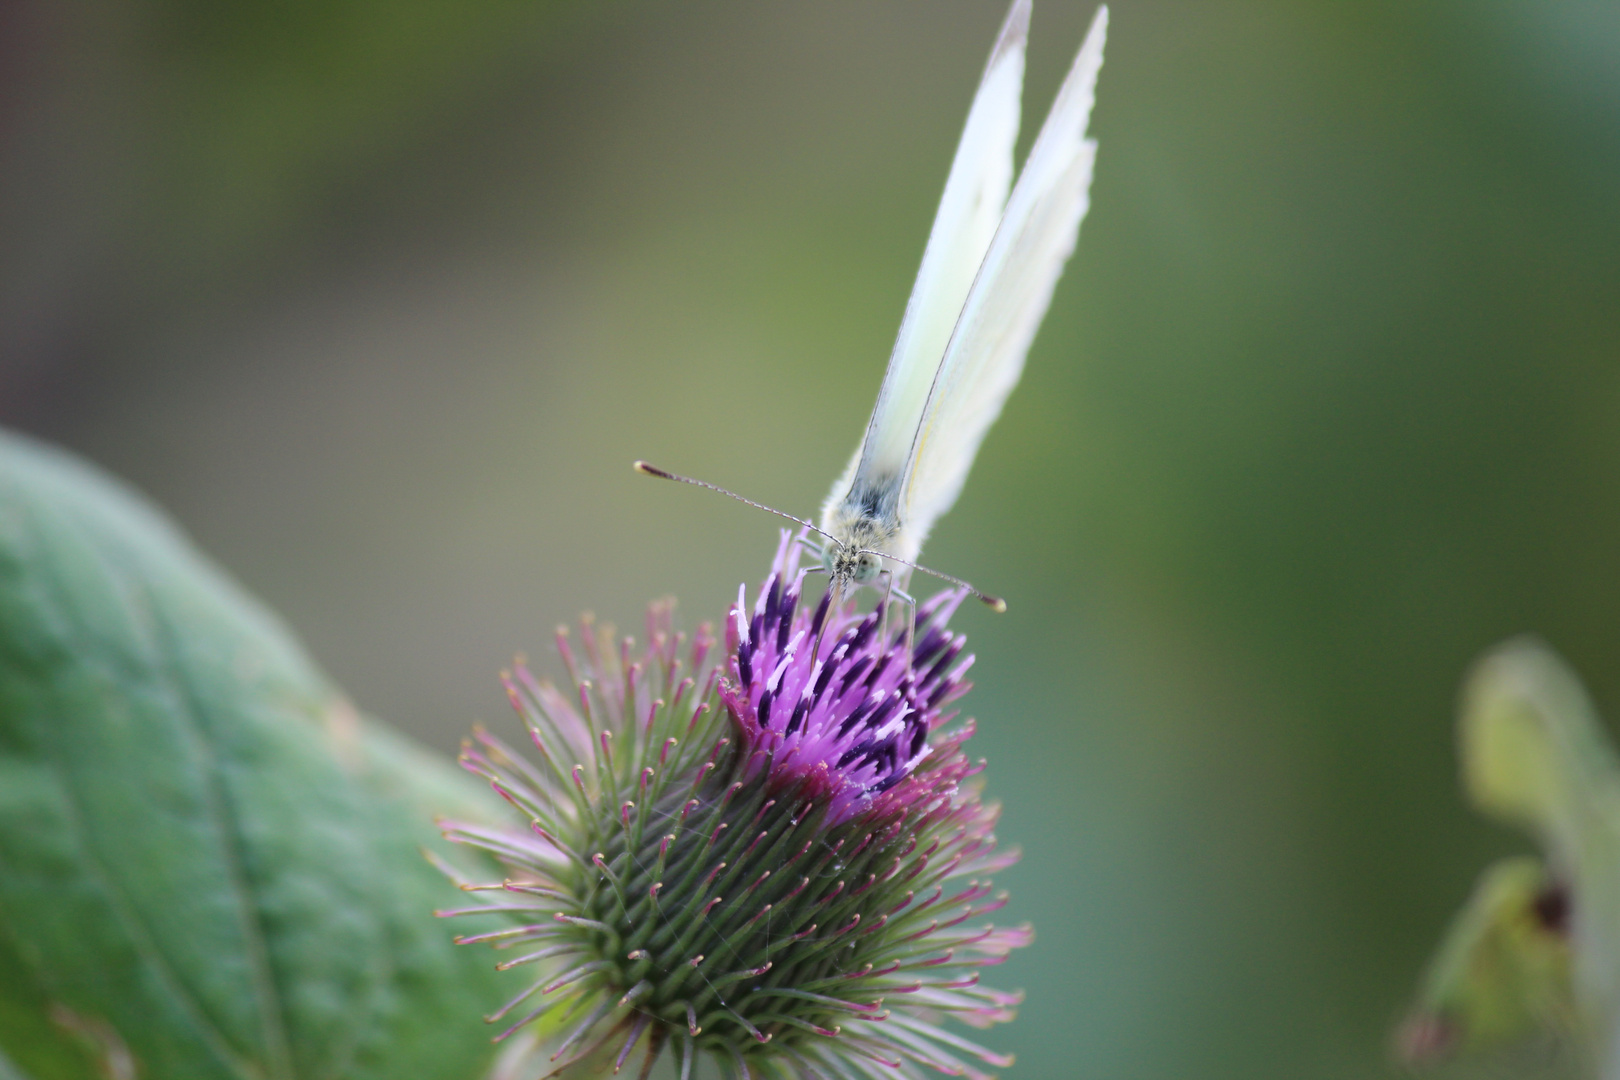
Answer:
902, 6, 1107, 552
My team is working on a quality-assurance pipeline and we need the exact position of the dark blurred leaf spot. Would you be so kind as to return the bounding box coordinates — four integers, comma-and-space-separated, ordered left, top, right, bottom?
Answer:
1532, 882, 1570, 937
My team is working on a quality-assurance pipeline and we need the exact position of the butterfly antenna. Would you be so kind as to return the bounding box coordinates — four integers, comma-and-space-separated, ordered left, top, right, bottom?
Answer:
854, 548, 1007, 613
633, 461, 842, 546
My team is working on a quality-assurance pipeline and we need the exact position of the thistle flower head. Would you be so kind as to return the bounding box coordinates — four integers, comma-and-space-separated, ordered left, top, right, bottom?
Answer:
441, 533, 1029, 1079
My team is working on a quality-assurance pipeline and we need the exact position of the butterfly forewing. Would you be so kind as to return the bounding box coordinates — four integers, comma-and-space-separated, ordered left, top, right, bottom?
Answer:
902, 6, 1107, 550
823, 0, 1031, 555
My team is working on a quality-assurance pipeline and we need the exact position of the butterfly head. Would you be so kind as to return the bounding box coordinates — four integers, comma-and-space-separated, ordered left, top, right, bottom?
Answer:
825, 542, 885, 587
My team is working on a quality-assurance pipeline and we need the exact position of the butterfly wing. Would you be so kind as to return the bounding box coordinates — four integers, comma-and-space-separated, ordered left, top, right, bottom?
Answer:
900, 5, 1107, 553
822, 0, 1030, 548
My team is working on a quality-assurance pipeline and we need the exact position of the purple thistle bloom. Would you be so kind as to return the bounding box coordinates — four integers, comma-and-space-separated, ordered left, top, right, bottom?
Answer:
438, 540, 1029, 1079
722, 531, 978, 826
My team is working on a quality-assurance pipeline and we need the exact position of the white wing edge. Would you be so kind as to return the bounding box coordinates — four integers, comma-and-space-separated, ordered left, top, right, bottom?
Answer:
822, 0, 1030, 529
899, 4, 1108, 556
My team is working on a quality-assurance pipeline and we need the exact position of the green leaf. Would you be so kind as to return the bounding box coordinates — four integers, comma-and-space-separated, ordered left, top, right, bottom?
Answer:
1397, 856, 1583, 1072
1459, 639, 1620, 1031
1402, 639, 1620, 1077
0, 429, 506, 1080
1460, 639, 1620, 863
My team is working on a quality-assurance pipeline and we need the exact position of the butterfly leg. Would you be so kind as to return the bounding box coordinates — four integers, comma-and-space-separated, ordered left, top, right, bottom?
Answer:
879, 572, 894, 643
878, 571, 919, 667
896, 587, 918, 667
793, 533, 826, 561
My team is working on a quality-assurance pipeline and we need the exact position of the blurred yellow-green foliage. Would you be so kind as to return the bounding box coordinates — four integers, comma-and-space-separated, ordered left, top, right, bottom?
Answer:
5, 1, 1620, 1077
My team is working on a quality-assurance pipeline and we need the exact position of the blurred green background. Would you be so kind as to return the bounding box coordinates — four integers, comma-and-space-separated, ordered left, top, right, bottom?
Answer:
5, 1, 1620, 1076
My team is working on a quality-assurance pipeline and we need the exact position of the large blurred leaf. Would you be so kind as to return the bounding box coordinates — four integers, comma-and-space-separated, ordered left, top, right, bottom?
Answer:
0, 430, 505, 1080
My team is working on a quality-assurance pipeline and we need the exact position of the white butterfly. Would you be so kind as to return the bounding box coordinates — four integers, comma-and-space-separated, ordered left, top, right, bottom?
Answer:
639, 0, 1107, 611
817, 0, 1107, 610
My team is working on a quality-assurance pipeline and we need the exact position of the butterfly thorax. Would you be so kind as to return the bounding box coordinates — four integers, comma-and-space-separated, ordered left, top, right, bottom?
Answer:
821, 500, 905, 588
